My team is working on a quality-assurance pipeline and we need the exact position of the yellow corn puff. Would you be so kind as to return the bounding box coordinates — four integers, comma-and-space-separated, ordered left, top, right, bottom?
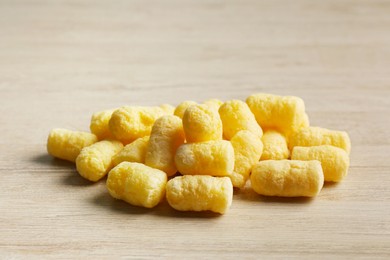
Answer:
106, 162, 167, 208
230, 130, 263, 188
251, 160, 324, 197
291, 145, 349, 182
174, 101, 198, 119
246, 93, 309, 136
219, 99, 263, 140
288, 126, 351, 154
76, 140, 123, 182
47, 128, 98, 162
182, 104, 223, 143
166, 175, 233, 214
261, 130, 290, 160
112, 136, 149, 166
175, 140, 234, 177
109, 106, 167, 144
90, 109, 115, 140
145, 115, 185, 176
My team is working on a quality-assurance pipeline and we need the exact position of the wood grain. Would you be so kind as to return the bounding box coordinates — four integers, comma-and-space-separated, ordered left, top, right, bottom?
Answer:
0, 0, 389, 258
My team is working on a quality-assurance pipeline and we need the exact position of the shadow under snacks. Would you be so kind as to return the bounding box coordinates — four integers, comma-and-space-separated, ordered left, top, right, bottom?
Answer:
32, 153, 221, 218
33, 153, 314, 217
31, 153, 73, 168
91, 191, 222, 219
234, 186, 315, 204
30, 153, 96, 187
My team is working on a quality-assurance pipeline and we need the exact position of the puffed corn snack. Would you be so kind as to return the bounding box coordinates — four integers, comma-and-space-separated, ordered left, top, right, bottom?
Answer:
251, 160, 324, 197
175, 140, 235, 177
166, 175, 233, 214
47, 93, 351, 215
145, 115, 185, 176
260, 130, 289, 160
76, 140, 123, 182
107, 162, 167, 208
182, 104, 223, 143
47, 128, 98, 162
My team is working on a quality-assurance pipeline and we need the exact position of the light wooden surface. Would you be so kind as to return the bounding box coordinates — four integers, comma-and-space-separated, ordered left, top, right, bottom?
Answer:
1, 0, 389, 258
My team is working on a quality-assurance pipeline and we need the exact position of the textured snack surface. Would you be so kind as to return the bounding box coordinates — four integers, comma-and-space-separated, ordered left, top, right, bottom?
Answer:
47, 92, 352, 216
112, 136, 150, 166
251, 160, 324, 197
182, 104, 223, 143
109, 106, 167, 144
76, 140, 123, 182
174, 101, 198, 119
106, 162, 167, 208
47, 128, 98, 162
246, 93, 309, 137
166, 175, 233, 214
90, 109, 115, 140
289, 126, 351, 154
175, 140, 235, 177
261, 130, 290, 160
145, 115, 185, 176
219, 100, 263, 140
291, 145, 349, 182
230, 130, 263, 188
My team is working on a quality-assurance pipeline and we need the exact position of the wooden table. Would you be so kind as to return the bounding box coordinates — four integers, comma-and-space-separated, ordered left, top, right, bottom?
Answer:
1, 0, 389, 258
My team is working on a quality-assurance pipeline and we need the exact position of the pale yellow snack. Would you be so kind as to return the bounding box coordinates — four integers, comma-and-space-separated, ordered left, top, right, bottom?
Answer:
182, 104, 223, 143
159, 104, 175, 115
173, 99, 223, 120
203, 98, 223, 111
251, 160, 324, 197
288, 126, 351, 154
246, 93, 309, 137
166, 175, 233, 214
174, 101, 198, 119
219, 99, 263, 140
90, 109, 115, 140
76, 140, 123, 182
260, 130, 290, 160
175, 140, 234, 177
230, 130, 263, 188
291, 145, 350, 182
112, 136, 149, 166
109, 106, 167, 144
47, 128, 98, 162
145, 115, 185, 176
106, 162, 167, 208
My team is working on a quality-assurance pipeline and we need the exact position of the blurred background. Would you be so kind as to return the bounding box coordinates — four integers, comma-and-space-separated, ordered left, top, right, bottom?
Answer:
1, 1, 388, 115
2, 0, 388, 150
